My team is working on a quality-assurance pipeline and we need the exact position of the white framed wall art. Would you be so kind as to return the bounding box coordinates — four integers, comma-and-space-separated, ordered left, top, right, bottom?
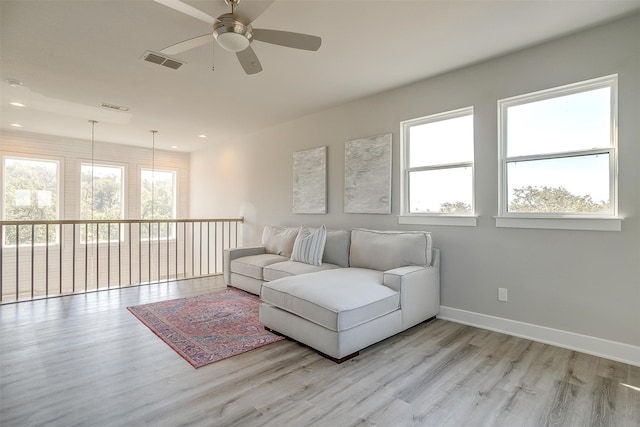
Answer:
344, 133, 392, 214
292, 146, 327, 214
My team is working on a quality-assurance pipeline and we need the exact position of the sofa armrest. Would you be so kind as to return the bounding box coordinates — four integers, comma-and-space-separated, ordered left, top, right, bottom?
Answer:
382, 248, 439, 290
383, 266, 426, 292
383, 262, 440, 329
223, 246, 267, 284
431, 248, 440, 268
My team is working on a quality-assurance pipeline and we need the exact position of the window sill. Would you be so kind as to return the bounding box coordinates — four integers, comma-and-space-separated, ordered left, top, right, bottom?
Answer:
494, 216, 622, 231
398, 215, 477, 227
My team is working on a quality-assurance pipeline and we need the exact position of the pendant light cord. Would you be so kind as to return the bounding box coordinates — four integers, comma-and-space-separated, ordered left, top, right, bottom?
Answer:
89, 120, 97, 221
150, 130, 157, 220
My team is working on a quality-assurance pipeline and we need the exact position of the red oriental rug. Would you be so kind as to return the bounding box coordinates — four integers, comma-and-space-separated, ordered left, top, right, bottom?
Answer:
127, 288, 284, 368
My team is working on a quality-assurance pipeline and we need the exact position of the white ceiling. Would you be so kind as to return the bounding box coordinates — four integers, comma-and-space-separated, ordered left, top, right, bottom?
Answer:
2, 0, 639, 152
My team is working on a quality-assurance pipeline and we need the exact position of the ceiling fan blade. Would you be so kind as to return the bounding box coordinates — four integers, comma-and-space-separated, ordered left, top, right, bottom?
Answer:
233, 0, 275, 25
252, 29, 321, 51
236, 46, 263, 75
153, 0, 216, 25
161, 34, 212, 55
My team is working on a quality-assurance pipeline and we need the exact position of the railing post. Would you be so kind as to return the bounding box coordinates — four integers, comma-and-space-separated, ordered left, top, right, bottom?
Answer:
214, 222, 218, 274
16, 225, 19, 302
96, 222, 100, 290
31, 223, 34, 300
157, 222, 161, 283
46, 224, 49, 297
128, 223, 132, 286
118, 223, 122, 288
174, 220, 178, 281
73, 224, 76, 293
107, 223, 111, 289
0, 224, 3, 302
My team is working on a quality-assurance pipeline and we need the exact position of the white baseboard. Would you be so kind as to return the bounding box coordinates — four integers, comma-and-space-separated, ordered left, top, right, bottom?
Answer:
438, 306, 640, 367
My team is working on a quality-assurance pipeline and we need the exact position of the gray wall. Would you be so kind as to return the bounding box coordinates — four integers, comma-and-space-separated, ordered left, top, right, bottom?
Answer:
190, 14, 640, 347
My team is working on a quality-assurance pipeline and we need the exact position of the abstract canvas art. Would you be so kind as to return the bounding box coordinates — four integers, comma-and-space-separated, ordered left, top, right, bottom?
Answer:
292, 146, 327, 214
344, 133, 392, 214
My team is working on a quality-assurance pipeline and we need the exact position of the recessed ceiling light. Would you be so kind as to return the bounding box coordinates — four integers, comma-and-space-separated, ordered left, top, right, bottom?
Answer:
198, 134, 207, 138
9, 102, 25, 107
10, 123, 23, 127
170, 145, 179, 149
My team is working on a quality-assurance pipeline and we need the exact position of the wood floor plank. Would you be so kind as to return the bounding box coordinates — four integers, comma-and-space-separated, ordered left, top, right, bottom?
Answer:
1, 277, 638, 426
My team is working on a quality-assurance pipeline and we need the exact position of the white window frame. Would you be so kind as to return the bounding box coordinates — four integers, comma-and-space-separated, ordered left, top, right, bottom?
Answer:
399, 107, 477, 227
139, 167, 178, 241
79, 161, 127, 244
1, 154, 63, 247
497, 75, 621, 232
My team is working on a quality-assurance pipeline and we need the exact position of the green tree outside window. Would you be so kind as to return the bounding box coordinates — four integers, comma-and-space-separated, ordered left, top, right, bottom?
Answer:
2, 158, 59, 246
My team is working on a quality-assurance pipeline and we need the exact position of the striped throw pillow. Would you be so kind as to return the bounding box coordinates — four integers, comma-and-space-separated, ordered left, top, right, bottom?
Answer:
290, 225, 327, 266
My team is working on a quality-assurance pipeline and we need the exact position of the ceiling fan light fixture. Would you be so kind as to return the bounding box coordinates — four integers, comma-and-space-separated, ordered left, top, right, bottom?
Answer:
216, 32, 250, 52
213, 15, 252, 52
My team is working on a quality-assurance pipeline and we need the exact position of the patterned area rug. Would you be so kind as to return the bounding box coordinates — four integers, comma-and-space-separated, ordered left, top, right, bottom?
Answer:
127, 288, 284, 368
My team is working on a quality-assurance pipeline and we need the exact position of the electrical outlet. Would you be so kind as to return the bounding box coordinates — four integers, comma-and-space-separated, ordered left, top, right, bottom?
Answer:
498, 288, 508, 302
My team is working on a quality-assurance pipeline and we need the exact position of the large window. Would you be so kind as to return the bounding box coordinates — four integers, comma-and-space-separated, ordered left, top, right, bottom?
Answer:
2, 156, 60, 245
400, 107, 474, 225
80, 163, 125, 243
498, 75, 617, 229
141, 168, 176, 239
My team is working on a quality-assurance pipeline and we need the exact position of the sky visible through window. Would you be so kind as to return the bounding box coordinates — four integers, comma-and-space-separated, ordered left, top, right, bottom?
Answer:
410, 115, 473, 167
506, 87, 611, 204
408, 114, 473, 213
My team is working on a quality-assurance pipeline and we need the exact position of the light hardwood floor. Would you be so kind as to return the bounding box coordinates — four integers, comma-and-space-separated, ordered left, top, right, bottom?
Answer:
1, 277, 638, 426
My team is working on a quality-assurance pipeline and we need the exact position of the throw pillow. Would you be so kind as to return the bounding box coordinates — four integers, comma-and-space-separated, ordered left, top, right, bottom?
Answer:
323, 229, 351, 268
262, 225, 299, 257
290, 225, 327, 266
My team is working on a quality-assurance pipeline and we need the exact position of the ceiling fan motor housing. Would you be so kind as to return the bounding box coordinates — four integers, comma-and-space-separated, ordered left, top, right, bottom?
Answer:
213, 14, 253, 52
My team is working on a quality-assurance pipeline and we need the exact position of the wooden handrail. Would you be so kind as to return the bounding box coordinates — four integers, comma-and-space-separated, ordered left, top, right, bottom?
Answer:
0, 217, 244, 226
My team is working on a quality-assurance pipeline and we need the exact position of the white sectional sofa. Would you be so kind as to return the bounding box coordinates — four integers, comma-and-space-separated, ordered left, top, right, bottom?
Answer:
223, 225, 440, 362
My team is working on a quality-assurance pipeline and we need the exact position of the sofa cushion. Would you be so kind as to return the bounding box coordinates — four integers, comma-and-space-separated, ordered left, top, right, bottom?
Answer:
349, 229, 432, 271
230, 254, 289, 280
263, 260, 340, 281
290, 225, 327, 266
262, 225, 299, 257
323, 230, 351, 268
261, 268, 399, 332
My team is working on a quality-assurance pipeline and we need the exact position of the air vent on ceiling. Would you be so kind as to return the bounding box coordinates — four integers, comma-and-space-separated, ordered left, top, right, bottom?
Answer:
141, 51, 185, 70
101, 102, 129, 112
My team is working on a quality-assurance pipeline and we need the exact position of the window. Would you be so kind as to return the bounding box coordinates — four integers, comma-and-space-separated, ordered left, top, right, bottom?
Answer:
498, 75, 619, 231
141, 168, 176, 239
399, 107, 475, 226
2, 156, 60, 245
80, 163, 125, 243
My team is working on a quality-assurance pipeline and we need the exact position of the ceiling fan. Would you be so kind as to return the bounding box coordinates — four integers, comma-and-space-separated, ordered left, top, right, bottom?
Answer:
154, 0, 322, 75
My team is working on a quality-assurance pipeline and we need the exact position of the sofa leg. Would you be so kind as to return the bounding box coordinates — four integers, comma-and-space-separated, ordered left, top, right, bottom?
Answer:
264, 327, 359, 364
424, 315, 436, 324
264, 326, 285, 337
318, 351, 359, 364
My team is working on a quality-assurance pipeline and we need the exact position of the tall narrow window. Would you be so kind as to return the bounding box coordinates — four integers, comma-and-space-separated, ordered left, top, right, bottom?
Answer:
80, 163, 125, 243
2, 156, 60, 245
400, 107, 474, 221
498, 75, 617, 227
141, 168, 176, 239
